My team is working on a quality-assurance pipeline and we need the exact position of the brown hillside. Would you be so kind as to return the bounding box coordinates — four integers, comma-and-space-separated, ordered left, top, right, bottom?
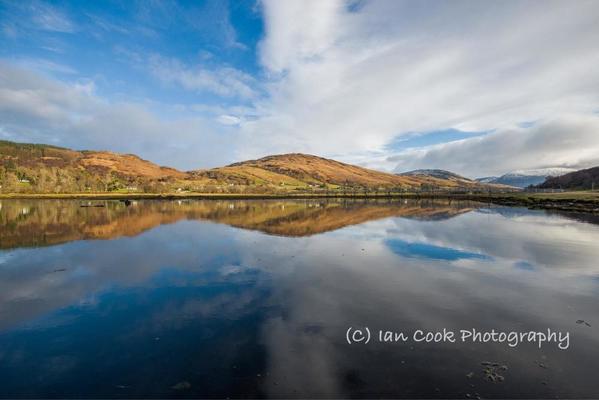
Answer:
0, 140, 185, 193
1, 140, 494, 193
0, 140, 184, 178
215, 153, 488, 189
199, 153, 452, 189
78, 151, 186, 179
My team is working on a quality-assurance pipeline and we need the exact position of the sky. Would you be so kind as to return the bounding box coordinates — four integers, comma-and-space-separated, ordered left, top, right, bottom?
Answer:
0, 0, 598, 177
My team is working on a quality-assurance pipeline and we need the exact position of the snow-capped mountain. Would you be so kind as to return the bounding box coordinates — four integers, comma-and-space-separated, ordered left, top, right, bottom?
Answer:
476, 168, 576, 188
506, 167, 576, 177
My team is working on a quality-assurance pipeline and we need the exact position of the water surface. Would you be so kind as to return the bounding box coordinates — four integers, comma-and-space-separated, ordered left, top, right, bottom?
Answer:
0, 199, 597, 398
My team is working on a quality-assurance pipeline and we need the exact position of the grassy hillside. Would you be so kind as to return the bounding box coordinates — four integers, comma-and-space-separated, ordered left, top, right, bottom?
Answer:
1, 140, 495, 194
399, 169, 475, 186
0, 140, 183, 193
192, 153, 488, 192
191, 153, 420, 189
538, 166, 599, 190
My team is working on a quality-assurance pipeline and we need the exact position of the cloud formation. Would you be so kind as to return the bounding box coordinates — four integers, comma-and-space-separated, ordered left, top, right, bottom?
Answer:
30, 1, 74, 33
1, 1, 75, 36
236, 0, 599, 173
0, 62, 233, 169
390, 115, 599, 176
148, 55, 257, 99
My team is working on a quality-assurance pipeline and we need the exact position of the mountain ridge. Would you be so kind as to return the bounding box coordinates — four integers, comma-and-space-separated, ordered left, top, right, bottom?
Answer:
538, 166, 599, 190
475, 167, 575, 188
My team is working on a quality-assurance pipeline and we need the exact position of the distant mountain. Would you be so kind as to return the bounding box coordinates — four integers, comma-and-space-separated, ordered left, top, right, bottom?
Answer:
476, 167, 575, 188
398, 169, 474, 184
0, 140, 496, 194
538, 166, 599, 190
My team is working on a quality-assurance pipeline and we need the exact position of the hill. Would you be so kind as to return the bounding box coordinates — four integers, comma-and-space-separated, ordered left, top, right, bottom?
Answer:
200, 153, 424, 188
0, 140, 184, 193
537, 166, 599, 190
191, 153, 495, 192
1, 140, 496, 194
398, 169, 474, 185
475, 167, 575, 188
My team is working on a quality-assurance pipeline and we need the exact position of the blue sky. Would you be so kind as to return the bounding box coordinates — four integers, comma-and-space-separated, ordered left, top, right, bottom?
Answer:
1, 0, 598, 175
1, 0, 262, 110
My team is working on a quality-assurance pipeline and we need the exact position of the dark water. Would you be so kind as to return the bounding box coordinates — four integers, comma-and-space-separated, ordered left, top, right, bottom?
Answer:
0, 199, 598, 398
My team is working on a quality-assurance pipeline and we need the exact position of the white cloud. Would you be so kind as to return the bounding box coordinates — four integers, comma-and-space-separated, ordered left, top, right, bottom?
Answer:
259, 0, 344, 72
30, 1, 75, 33
0, 62, 234, 169
238, 0, 599, 174
148, 55, 257, 99
389, 115, 599, 177
217, 114, 242, 125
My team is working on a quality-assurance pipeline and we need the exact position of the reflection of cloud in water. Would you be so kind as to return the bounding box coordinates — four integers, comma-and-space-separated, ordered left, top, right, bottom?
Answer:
253, 230, 599, 397
0, 202, 598, 397
0, 221, 247, 330
383, 208, 599, 274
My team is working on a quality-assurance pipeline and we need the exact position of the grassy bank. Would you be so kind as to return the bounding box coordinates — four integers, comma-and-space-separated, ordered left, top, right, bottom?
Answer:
1, 191, 598, 213
444, 191, 599, 213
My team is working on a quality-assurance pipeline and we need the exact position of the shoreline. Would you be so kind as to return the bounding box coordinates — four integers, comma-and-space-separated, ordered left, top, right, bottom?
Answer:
1, 191, 598, 213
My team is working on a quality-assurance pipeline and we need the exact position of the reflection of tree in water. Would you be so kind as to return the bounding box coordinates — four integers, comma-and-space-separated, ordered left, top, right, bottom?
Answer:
0, 198, 484, 249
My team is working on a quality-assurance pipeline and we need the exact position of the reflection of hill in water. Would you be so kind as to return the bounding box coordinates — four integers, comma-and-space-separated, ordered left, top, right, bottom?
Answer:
0, 199, 481, 249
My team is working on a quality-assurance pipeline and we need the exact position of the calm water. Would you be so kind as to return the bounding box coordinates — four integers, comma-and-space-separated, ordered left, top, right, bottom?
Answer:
0, 199, 598, 398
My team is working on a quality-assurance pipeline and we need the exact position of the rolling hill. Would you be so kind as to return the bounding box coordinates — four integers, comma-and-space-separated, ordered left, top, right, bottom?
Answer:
0, 140, 184, 193
398, 169, 475, 186
191, 153, 497, 191
1, 140, 496, 194
200, 153, 422, 187
537, 166, 599, 190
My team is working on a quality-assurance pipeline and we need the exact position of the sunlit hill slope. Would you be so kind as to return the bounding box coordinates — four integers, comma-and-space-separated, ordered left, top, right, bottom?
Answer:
1, 140, 492, 194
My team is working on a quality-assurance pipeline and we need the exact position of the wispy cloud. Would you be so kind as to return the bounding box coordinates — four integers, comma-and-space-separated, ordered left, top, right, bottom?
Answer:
29, 1, 75, 33
85, 12, 129, 35
0, 1, 75, 39
1, 22, 17, 38
148, 55, 257, 99
7, 57, 77, 75
133, 0, 247, 49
